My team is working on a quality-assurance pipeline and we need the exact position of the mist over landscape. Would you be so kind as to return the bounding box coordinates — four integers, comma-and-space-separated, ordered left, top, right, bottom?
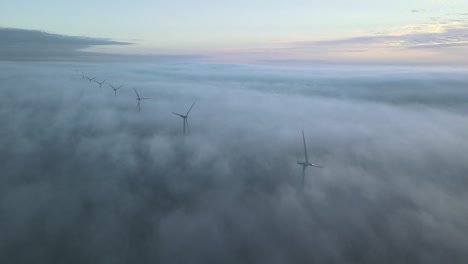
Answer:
0, 61, 467, 263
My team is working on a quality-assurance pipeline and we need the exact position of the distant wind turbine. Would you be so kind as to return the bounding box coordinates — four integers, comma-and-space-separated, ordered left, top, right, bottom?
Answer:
297, 130, 322, 189
108, 83, 123, 96
85, 76, 96, 83
172, 102, 195, 136
94, 79, 107, 88
134, 88, 150, 112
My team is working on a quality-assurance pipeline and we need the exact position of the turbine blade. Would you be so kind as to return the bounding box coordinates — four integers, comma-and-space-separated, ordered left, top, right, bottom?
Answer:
186, 102, 196, 116
133, 88, 140, 98
172, 112, 184, 117
311, 164, 323, 168
108, 83, 115, 89
302, 130, 309, 163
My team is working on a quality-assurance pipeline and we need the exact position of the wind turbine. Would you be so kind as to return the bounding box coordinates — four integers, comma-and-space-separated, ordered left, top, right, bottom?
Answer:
94, 78, 107, 88
108, 83, 123, 96
85, 76, 96, 83
133, 88, 150, 112
297, 130, 322, 189
172, 102, 195, 136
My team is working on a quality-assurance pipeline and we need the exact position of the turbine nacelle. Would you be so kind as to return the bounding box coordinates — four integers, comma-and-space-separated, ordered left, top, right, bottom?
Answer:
172, 102, 195, 136
298, 161, 323, 168
134, 88, 150, 112
172, 112, 187, 118
297, 130, 323, 188
94, 79, 107, 88
108, 83, 123, 96
297, 161, 311, 166
108, 84, 123, 91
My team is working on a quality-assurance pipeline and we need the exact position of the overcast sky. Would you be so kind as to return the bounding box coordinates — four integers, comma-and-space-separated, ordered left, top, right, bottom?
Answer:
1, 1, 467, 64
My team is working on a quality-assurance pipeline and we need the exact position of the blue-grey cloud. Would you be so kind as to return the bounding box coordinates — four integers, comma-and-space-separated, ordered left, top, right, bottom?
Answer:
1, 62, 468, 263
0, 28, 131, 61
0, 28, 207, 62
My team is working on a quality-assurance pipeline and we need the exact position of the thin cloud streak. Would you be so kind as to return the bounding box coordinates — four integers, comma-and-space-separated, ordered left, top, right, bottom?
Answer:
297, 22, 468, 49
208, 19, 468, 66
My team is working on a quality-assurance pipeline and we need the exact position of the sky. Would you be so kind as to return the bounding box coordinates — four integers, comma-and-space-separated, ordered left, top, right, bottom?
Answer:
0, 1, 468, 64
2, 2, 468, 262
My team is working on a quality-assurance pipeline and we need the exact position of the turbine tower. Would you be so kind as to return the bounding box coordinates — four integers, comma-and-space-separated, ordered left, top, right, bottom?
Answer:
94, 79, 107, 88
108, 83, 123, 96
297, 130, 322, 189
134, 88, 150, 112
172, 102, 195, 136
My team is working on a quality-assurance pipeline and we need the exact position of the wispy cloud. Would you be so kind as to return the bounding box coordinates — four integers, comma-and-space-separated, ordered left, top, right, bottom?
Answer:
3, 20, 466, 66
213, 19, 468, 66
300, 21, 468, 50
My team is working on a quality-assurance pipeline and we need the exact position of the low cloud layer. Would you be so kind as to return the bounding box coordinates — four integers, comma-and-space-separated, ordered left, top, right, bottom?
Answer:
1, 62, 468, 263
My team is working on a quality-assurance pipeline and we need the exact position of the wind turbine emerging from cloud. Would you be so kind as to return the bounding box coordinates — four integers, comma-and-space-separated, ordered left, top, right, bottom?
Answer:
94, 79, 107, 88
85, 76, 96, 83
133, 88, 150, 112
172, 102, 195, 136
297, 130, 322, 189
108, 83, 123, 96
